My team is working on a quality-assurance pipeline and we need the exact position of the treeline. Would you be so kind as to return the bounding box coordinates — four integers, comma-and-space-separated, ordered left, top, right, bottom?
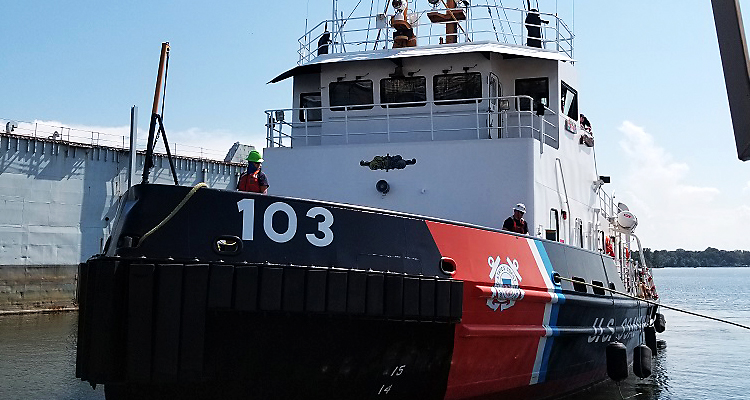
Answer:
632, 248, 750, 268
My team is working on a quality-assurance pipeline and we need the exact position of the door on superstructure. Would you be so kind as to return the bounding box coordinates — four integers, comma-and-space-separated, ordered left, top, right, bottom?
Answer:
574, 218, 584, 248
546, 208, 560, 241
488, 73, 501, 138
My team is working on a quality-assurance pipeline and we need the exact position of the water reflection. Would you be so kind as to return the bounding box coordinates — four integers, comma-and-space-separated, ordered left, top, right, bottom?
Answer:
0, 312, 104, 400
0, 312, 678, 400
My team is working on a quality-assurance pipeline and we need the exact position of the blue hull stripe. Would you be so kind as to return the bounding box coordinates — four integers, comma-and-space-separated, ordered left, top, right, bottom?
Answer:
533, 240, 565, 384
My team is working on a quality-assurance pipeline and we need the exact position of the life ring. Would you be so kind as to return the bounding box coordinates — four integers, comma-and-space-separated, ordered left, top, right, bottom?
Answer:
605, 237, 615, 257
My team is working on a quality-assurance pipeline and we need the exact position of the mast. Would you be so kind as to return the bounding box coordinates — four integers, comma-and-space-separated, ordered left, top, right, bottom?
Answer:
141, 42, 179, 185
151, 42, 170, 117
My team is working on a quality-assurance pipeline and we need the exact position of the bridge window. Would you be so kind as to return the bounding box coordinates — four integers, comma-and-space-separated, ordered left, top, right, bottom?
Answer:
515, 77, 549, 111
299, 92, 322, 122
329, 80, 374, 111
380, 76, 426, 107
434, 72, 482, 105
561, 81, 578, 119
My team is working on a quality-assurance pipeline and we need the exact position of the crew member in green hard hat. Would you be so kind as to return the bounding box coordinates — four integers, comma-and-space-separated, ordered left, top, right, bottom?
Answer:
238, 150, 269, 194
503, 203, 529, 234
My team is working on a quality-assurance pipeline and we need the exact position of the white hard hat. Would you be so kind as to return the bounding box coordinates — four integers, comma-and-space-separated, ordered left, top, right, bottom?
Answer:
514, 203, 526, 213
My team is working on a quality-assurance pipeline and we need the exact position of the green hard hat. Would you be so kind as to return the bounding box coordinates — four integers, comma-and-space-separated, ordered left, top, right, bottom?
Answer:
246, 150, 264, 163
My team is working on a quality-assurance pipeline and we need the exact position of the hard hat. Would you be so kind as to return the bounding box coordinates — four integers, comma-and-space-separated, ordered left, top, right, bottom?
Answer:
246, 150, 264, 163
514, 203, 526, 213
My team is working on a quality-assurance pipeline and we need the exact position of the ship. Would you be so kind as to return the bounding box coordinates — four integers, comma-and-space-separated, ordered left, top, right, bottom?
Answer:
76, 1, 662, 399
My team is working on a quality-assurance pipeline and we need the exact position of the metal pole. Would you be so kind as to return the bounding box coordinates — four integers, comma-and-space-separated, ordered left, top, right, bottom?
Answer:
572, 0, 575, 58
540, 114, 544, 154
475, 100, 480, 139
142, 42, 170, 184
711, 0, 750, 160
128, 106, 138, 189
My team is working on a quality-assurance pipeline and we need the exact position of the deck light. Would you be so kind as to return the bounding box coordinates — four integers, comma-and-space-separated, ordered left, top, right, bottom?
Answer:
376, 179, 390, 195
498, 99, 511, 111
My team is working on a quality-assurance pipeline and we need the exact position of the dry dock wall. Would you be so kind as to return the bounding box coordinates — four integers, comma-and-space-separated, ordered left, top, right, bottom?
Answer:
0, 133, 245, 311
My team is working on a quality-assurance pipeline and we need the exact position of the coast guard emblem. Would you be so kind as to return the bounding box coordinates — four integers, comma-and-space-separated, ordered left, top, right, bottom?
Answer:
487, 256, 524, 311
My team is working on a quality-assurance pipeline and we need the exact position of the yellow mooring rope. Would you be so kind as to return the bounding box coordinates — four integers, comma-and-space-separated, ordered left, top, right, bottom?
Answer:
138, 182, 208, 246
556, 275, 750, 331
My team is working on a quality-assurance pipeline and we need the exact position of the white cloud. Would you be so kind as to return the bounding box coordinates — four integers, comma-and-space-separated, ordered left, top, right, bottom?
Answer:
616, 121, 750, 250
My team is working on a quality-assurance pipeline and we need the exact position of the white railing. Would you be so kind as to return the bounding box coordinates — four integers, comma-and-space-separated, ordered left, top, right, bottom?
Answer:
266, 95, 557, 148
1, 118, 228, 161
596, 187, 617, 222
299, 5, 574, 65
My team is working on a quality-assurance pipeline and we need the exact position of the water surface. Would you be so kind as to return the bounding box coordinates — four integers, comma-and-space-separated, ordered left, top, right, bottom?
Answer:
0, 267, 748, 399
0, 312, 104, 400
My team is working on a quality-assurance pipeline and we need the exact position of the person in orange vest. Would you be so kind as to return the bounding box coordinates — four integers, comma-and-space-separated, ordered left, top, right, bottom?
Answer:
238, 150, 269, 194
503, 203, 529, 234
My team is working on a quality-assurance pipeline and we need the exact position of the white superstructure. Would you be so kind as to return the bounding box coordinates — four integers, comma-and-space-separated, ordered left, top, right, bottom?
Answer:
265, 1, 619, 253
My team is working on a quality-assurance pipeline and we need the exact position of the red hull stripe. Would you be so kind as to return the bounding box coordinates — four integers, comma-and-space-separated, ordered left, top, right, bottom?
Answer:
424, 221, 568, 399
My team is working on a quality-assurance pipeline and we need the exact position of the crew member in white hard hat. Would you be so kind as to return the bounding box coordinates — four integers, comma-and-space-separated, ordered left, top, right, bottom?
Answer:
503, 203, 529, 234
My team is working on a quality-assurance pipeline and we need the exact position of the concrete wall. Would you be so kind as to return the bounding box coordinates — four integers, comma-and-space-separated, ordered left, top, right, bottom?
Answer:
0, 132, 245, 311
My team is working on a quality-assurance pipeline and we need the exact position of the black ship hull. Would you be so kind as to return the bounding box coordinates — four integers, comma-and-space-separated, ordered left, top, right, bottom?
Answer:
77, 184, 654, 399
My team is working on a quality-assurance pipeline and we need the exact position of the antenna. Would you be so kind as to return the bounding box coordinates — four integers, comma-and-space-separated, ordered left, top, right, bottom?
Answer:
305, 0, 310, 40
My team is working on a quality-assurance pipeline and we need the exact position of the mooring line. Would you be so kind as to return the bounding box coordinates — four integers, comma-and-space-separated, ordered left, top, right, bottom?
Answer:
555, 275, 750, 331
138, 182, 208, 246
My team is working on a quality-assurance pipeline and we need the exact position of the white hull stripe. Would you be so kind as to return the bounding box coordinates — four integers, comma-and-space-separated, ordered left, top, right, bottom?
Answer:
528, 239, 565, 385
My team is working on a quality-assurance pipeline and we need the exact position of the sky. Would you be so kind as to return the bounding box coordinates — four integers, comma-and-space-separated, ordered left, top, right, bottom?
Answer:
1, 0, 749, 251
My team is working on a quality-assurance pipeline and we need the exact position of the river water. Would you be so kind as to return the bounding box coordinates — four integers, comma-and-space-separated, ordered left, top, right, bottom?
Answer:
0, 267, 748, 400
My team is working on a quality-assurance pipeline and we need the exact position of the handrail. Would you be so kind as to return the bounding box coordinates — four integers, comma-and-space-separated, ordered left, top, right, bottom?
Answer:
0, 118, 228, 161
266, 95, 558, 148
298, 5, 574, 65
555, 158, 572, 244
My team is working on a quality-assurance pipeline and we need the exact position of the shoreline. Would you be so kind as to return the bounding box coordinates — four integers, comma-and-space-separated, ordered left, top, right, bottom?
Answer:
0, 307, 78, 316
